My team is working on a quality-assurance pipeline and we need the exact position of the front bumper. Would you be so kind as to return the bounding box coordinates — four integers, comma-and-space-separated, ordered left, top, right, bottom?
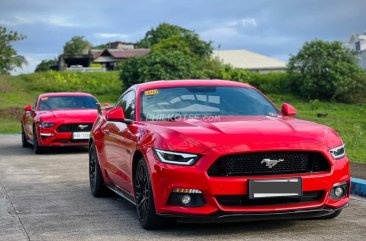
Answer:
160, 204, 349, 223
145, 146, 350, 217
37, 125, 92, 147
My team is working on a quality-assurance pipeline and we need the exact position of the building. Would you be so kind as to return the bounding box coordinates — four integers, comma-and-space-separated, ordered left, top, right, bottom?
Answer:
212, 49, 287, 73
91, 48, 149, 70
348, 32, 366, 70
58, 42, 149, 71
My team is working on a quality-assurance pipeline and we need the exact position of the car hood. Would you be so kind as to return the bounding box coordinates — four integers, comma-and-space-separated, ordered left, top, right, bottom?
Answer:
37, 109, 98, 123
147, 116, 342, 153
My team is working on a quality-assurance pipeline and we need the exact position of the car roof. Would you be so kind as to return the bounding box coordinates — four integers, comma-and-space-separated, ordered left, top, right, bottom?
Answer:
38, 92, 95, 98
134, 79, 254, 92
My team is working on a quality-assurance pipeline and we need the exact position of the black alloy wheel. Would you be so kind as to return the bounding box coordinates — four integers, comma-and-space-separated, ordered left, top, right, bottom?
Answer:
134, 158, 169, 229
89, 143, 108, 197
32, 127, 43, 154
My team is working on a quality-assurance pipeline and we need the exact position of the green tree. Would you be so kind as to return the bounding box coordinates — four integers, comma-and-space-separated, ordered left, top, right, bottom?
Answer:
93, 43, 108, 49
121, 23, 217, 90
137, 23, 212, 58
63, 36, 91, 55
35, 58, 58, 72
0, 26, 26, 74
120, 50, 199, 89
288, 40, 361, 101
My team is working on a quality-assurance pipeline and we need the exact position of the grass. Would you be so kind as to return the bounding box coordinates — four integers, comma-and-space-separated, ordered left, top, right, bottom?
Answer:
0, 73, 365, 163
269, 94, 366, 163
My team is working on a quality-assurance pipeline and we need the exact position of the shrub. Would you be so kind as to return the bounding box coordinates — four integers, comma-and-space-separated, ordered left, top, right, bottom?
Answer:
288, 40, 361, 102
18, 71, 121, 96
248, 72, 293, 94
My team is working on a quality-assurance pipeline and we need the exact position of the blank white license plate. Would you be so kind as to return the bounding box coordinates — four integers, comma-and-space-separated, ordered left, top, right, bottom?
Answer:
72, 132, 90, 140
249, 178, 302, 199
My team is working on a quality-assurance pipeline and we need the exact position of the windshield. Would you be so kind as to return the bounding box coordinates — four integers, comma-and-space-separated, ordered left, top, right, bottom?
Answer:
140, 86, 279, 121
38, 96, 98, 110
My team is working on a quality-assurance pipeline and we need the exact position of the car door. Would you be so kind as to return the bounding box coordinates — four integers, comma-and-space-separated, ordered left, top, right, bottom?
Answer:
25, 97, 38, 141
102, 90, 137, 194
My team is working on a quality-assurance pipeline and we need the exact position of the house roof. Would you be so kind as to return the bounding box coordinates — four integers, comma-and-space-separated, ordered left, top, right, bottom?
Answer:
90, 50, 103, 59
92, 48, 150, 60
107, 49, 150, 58
212, 50, 287, 70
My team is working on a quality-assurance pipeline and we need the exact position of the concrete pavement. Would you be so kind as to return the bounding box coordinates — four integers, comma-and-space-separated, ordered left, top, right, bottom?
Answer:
0, 134, 365, 241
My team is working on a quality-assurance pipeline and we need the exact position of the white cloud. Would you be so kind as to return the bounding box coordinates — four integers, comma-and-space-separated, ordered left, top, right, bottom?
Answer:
200, 18, 293, 50
201, 17, 259, 43
0, 16, 34, 26
94, 33, 130, 39
47, 16, 80, 27
240, 18, 257, 27
11, 52, 58, 75
0, 15, 82, 28
227, 18, 257, 28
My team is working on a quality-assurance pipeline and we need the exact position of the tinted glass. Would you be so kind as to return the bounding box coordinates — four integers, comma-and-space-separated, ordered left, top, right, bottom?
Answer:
141, 86, 278, 121
117, 91, 135, 119
38, 96, 97, 110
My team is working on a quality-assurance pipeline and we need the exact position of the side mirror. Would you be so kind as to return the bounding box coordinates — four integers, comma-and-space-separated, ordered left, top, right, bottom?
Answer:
281, 103, 297, 116
24, 105, 33, 112
106, 107, 126, 122
104, 103, 111, 107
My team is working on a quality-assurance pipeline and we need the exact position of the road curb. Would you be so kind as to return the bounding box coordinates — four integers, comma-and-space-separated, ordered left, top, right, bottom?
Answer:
351, 177, 366, 198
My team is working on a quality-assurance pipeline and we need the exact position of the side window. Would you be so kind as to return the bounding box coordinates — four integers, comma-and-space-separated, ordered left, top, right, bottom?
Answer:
34, 97, 39, 110
117, 91, 135, 120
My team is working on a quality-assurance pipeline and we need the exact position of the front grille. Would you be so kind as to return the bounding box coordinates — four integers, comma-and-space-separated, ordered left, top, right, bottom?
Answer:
216, 191, 324, 207
207, 151, 330, 177
56, 123, 93, 133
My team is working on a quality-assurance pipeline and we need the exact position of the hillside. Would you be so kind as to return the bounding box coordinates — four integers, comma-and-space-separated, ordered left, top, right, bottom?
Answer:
0, 72, 365, 163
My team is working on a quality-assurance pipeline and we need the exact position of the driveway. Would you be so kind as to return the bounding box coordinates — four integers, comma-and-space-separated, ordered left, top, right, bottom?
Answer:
0, 134, 365, 241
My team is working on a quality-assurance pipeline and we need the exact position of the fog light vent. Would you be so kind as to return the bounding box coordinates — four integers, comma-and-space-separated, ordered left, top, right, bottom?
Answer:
330, 182, 349, 200
168, 188, 205, 207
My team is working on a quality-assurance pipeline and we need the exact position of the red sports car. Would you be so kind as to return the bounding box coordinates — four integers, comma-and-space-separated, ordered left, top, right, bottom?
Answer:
89, 80, 350, 229
22, 92, 99, 153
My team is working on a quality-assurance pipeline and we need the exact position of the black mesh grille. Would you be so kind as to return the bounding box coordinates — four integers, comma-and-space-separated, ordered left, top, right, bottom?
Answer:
56, 123, 93, 132
216, 191, 324, 207
207, 151, 330, 177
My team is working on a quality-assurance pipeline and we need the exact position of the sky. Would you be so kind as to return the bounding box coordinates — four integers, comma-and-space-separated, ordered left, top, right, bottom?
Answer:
1, 0, 365, 74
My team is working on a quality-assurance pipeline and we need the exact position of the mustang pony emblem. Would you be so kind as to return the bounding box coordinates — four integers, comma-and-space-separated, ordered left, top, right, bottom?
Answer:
261, 158, 284, 168
78, 124, 89, 130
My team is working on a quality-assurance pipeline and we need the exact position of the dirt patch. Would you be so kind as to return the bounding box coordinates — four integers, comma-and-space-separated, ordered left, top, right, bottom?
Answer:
0, 107, 23, 120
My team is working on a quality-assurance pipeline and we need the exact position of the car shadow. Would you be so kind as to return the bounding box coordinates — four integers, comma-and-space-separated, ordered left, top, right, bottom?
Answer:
105, 191, 298, 235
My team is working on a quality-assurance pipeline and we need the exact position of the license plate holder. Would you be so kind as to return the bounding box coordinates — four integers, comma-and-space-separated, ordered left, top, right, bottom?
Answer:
249, 178, 302, 199
72, 132, 90, 140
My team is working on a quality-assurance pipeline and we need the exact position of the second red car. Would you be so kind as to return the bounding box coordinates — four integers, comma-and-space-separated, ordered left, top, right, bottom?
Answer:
22, 92, 99, 153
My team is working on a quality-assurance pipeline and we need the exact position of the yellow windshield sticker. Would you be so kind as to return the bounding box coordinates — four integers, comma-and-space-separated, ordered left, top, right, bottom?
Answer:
144, 89, 159, 96
41, 97, 48, 100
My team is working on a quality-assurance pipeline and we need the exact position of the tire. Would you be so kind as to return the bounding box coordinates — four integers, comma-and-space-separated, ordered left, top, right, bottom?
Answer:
21, 124, 31, 148
32, 127, 44, 154
319, 210, 342, 219
89, 143, 108, 197
134, 158, 168, 229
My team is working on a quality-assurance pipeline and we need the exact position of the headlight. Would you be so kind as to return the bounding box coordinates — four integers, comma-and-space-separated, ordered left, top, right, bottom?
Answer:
38, 122, 55, 128
154, 149, 200, 166
330, 144, 346, 159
